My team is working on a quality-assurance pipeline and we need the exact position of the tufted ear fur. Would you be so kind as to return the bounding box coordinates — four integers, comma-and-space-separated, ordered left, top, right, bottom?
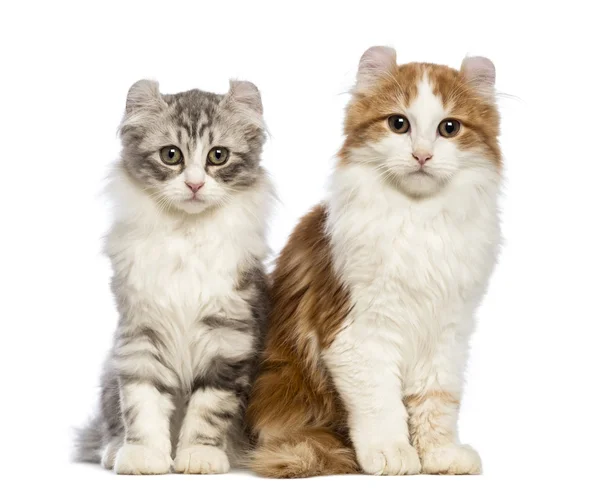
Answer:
354, 46, 397, 95
460, 56, 496, 100
227, 80, 263, 114
125, 79, 164, 115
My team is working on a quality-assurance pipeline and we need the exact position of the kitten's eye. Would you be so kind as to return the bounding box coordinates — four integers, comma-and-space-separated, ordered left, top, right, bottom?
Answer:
438, 119, 461, 138
207, 147, 229, 166
159, 146, 183, 165
388, 115, 410, 134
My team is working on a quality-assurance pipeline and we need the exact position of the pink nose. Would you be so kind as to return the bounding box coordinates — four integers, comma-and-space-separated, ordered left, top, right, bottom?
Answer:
412, 151, 433, 166
186, 181, 204, 193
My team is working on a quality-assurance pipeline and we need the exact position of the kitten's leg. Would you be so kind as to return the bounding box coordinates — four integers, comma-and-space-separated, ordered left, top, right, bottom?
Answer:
406, 323, 482, 475
174, 385, 240, 474
174, 323, 257, 474
174, 269, 267, 474
113, 382, 175, 474
111, 325, 178, 475
323, 319, 421, 476
100, 436, 122, 470
99, 375, 124, 470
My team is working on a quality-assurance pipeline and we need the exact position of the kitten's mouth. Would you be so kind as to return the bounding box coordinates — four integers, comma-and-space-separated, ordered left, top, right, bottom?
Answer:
176, 195, 211, 214
410, 168, 433, 177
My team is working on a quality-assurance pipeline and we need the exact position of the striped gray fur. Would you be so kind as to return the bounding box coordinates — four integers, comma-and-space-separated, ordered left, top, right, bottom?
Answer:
75, 80, 272, 475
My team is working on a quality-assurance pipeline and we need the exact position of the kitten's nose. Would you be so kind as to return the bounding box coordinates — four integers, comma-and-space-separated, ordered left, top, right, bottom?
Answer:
412, 151, 433, 166
185, 181, 204, 193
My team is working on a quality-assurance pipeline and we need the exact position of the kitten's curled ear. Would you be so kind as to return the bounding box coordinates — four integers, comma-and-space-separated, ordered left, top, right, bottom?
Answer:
354, 46, 397, 95
125, 79, 164, 115
227, 80, 263, 114
460, 56, 496, 100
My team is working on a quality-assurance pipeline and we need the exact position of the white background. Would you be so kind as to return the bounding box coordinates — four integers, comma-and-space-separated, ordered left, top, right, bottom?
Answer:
1, 1, 598, 489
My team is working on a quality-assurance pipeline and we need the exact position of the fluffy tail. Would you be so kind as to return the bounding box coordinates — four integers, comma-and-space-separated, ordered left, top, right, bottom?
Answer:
73, 416, 103, 463
249, 429, 357, 478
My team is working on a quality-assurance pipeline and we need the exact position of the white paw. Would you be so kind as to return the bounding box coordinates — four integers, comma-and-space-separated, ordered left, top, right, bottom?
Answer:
421, 444, 482, 475
113, 443, 172, 475
174, 445, 230, 474
357, 441, 421, 475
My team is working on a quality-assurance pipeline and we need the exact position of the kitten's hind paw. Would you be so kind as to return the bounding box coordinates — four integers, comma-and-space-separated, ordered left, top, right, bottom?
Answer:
421, 444, 482, 475
101, 438, 122, 470
113, 443, 172, 475
174, 445, 230, 474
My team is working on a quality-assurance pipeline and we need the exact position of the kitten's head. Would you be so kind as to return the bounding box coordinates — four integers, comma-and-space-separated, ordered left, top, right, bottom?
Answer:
119, 80, 266, 214
340, 46, 501, 198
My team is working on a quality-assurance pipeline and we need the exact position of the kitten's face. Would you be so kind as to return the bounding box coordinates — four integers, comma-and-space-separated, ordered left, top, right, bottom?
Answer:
341, 49, 501, 198
119, 80, 265, 214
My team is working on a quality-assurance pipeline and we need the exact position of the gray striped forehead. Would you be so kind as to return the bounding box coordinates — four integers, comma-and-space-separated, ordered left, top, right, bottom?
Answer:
163, 89, 223, 145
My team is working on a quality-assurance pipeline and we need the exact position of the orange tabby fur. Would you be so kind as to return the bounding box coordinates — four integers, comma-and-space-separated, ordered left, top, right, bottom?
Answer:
246, 206, 357, 477
247, 55, 499, 478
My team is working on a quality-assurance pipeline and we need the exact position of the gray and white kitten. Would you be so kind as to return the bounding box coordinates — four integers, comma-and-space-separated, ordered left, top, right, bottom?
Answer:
75, 79, 272, 474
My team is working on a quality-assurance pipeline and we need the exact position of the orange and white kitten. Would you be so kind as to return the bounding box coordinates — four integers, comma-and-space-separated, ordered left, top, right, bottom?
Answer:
247, 47, 501, 477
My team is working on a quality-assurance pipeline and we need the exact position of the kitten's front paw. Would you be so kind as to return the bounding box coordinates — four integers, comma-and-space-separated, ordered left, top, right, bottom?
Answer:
174, 445, 230, 474
357, 441, 421, 475
421, 444, 482, 475
113, 443, 172, 475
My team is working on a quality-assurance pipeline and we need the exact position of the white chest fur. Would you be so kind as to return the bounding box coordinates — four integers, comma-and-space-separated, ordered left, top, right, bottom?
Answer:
326, 164, 500, 390
104, 170, 271, 386
108, 216, 247, 327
